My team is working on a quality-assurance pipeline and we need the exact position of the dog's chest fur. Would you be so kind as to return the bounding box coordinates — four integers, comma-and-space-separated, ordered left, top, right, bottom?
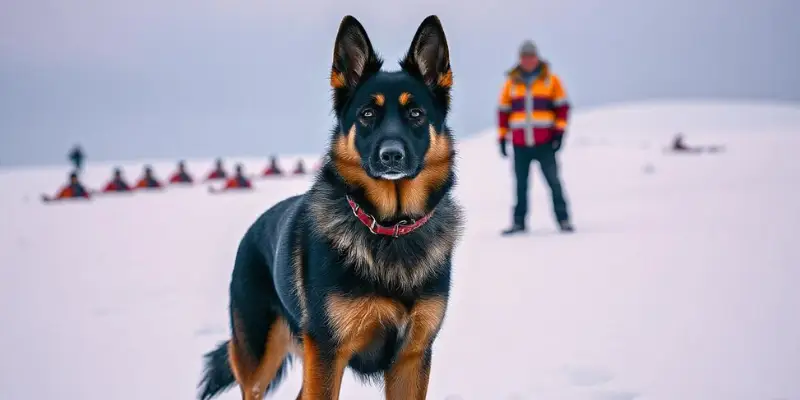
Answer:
306, 180, 463, 292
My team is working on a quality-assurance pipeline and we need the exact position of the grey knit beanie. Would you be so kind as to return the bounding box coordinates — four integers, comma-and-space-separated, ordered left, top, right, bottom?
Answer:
519, 40, 538, 56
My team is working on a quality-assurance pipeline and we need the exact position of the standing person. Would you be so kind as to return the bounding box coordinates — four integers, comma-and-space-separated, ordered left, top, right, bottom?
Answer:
68, 145, 84, 173
497, 40, 574, 235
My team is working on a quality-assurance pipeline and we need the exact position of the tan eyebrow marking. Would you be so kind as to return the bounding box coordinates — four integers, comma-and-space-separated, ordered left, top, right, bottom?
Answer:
371, 93, 385, 106
399, 92, 413, 106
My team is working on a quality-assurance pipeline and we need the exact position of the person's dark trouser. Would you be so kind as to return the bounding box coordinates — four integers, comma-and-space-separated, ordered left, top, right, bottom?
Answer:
512, 145, 569, 226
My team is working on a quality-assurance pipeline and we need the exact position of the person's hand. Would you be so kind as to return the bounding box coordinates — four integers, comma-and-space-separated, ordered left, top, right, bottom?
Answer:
499, 138, 508, 158
552, 138, 562, 152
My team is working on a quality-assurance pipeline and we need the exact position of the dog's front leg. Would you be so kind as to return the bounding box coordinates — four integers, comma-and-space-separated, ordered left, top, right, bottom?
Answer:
300, 333, 347, 400
384, 345, 433, 400
384, 296, 447, 400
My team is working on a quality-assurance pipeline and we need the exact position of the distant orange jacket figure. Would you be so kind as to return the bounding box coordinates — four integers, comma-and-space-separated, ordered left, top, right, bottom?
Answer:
262, 156, 284, 176
292, 159, 307, 175
134, 166, 163, 189
169, 161, 194, 184
102, 168, 132, 192
222, 164, 253, 190
205, 158, 227, 181
44, 171, 91, 202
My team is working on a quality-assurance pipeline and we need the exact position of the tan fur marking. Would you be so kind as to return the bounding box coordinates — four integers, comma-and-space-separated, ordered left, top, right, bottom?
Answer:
384, 297, 447, 400
300, 333, 347, 400
372, 93, 385, 106
330, 70, 346, 89
291, 234, 308, 326
228, 311, 256, 385
331, 125, 399, 219
230, 318, 292, 400
323, 295, 408, 397
326, 295, 407, 349
396, 125, 452, 216
399, 92, 413, 106
437, 69, 453, 88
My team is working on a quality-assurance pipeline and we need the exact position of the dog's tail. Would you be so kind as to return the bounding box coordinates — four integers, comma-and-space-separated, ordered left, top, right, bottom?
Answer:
198, 341, 236, 400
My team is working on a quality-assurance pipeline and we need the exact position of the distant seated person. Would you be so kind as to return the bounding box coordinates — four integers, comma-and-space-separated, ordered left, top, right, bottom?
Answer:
169, 160, 194, 184
101, 167, 132, 193
134, 165, 163, 189
672, 133, 691, 151
262, 155, 284, 176
205, 158, 227, 181
47, 171, 91, 200
292, 159, 307, 175
670, 133, 724, 154
221, 164, 253, 190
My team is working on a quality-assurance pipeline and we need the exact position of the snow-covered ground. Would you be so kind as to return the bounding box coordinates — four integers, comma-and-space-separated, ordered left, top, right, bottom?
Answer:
1, 100, 799, 400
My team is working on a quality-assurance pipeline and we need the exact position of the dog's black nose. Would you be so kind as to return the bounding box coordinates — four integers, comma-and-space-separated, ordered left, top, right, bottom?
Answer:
378, 140, 406, 166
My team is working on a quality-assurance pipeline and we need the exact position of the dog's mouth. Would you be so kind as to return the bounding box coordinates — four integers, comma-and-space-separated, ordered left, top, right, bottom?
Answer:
378, 171, 409, 181
367, 164, 421, 181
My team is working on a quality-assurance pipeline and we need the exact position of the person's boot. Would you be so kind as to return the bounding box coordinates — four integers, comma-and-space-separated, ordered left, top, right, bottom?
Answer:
558, 220, 575, 233
501, 222, 526, 236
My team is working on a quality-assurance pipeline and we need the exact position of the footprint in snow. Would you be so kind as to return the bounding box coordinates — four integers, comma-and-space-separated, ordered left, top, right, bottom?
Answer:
591, 390, 639, 400
562, 364, 614, 387
195, 324, 225, 336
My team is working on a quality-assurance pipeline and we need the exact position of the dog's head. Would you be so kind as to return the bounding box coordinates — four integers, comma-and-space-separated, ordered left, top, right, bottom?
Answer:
327, 15, 455, 219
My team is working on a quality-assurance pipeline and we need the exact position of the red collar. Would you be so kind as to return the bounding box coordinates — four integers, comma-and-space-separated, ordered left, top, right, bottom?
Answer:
346, 195, 433, 237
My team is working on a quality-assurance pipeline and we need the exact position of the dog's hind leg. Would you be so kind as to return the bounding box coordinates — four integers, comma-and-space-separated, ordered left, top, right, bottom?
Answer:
228, 312, 291, 400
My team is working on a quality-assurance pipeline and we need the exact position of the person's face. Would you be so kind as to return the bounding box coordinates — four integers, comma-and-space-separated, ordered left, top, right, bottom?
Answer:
519, 54, 539, 72
70, 176, 78, 184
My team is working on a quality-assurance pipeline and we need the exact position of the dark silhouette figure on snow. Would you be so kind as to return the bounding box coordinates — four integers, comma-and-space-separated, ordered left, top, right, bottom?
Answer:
68, 145, 85, 173
262, 155, 284, 176
672, 133, 691, 151
134, 165, 163, 189
169, 160, 194, 184
102, 167, 132, 192
671, 133, 725, 154
221, 164, 253, 190
205, 158, 227, 181
292, 159, 307, 175
43, 171, 90, 202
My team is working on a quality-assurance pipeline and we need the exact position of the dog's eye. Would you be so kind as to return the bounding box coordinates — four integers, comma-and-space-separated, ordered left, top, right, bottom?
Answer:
360, 108, 375, 119
408, 108, 424, 119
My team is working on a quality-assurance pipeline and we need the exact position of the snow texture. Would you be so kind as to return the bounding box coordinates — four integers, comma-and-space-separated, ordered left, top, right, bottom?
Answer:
1, 100, 799, 400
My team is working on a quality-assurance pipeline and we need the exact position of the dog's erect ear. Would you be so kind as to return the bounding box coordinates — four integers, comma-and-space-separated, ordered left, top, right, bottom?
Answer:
331, 16, 381, 90
401, 15, 452, 90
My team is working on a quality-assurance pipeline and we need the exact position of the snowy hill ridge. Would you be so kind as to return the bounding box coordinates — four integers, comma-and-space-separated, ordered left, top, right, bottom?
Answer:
1, 100, 799, 400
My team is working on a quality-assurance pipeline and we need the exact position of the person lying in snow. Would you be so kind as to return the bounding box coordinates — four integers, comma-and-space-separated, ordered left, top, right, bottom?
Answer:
169, 160, 194, 184
262, 155, 284, 176
42, 171, 90, 202
205, 158, 227, 181
210, 164, 253, 193
670, 133, 725, 153
224, 164, 253, 189
101, 167, 132, 193
672, 133, 691, 151
292, 159, 307, 175
134, 165, 164, 190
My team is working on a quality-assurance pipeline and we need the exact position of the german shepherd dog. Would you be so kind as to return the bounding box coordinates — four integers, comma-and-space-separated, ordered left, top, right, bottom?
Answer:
198, 14, 463, 400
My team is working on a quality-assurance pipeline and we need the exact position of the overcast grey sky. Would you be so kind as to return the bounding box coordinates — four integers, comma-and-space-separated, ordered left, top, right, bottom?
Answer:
1, 0, 798, 166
